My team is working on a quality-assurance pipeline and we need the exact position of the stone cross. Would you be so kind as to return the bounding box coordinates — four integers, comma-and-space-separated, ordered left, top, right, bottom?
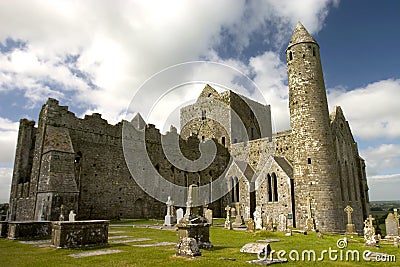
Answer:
344, 205, 354, 225
394, 209, 400, 227
367, 215, 375, 227
166, 196, 174, 216
225, 205, 231, 220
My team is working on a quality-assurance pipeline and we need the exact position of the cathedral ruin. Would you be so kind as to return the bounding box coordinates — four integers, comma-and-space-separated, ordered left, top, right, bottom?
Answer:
7, 22, 369, 233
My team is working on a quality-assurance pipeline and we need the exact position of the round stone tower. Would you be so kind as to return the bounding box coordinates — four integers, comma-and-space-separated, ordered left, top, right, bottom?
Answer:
286, 22, 343, 233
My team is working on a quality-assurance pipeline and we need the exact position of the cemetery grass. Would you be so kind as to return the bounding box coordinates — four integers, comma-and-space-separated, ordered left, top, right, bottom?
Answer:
0, 220, 398, 267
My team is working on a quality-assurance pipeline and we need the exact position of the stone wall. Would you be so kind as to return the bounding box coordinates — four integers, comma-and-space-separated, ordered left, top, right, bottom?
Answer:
9, 98, 229, 221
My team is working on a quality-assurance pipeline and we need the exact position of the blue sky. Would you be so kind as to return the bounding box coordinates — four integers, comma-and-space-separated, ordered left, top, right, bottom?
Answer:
0, 0, 399, 202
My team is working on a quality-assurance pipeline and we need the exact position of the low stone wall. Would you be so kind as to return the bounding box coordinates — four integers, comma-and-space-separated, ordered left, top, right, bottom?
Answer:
51, 220, 109, 248
7, 221, 52, 239
0, 221, 8, 237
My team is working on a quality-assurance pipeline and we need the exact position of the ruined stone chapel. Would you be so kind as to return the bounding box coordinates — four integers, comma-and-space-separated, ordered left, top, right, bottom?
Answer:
7, 22, 369, 233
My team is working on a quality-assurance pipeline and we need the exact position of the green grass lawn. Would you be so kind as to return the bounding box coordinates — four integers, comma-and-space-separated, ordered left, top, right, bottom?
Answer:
0, 220, 399, 267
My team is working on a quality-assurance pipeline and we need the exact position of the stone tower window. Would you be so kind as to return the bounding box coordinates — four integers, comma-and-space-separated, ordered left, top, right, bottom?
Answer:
208, 93, 212, 97
289, 51, 293, 61
307, 158, 312, 164
202, 135, 205, 142
221, 136, 226, 146
312, 47, 316, 57
201, 110, 206, 120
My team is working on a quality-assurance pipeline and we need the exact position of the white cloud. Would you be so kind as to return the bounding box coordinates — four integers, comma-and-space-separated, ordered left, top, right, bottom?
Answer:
0, 168, 12, 203
249, 51, 289, 132
328, 79, 400, 140
0, 0, 339, 124
0, 118, 18, 163
360, 143, 400, 177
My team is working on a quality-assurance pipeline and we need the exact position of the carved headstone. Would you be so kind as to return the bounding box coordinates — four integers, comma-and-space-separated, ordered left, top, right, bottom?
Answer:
277, 213, 287, 232
224, 205, 232, 230
244, 206, 250, 220
385, 213, 399, 237
68, 210, 76, 222
246, 219, 255, 232
176, 208, 184, 224
205, 209, 213, 225
344, 205, 356, 234
265, 215, 273, 231
232, 202, 244, 227
164, 196, 177, 226
364, 215, 379, 247
253, 206, 263, 230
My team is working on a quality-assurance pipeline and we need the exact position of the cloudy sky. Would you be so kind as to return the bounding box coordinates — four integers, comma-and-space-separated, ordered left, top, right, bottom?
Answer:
0, 0, 399, 202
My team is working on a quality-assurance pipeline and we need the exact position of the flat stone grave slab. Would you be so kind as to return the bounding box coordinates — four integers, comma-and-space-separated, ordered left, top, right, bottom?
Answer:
108, 231, 126, 234
240, 243, 271, 256
247, 258, 288, 265
69, 249, 124, 258
257, 239, 280, 243
52, 220, 109, 248
132, 242, 175, 247
19, 239, 52, 247
108, 235, 130, 240
110, 238, 151, 244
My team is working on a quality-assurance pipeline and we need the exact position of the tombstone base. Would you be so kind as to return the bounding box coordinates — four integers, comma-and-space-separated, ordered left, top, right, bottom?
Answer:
345, 224, 357, 235
164, 215, 177, 226
224, 220, 232, 230
7, 221, 52, 240
177, 215, 213, 249
232, 215, 245, 228
175, 237, 201, 257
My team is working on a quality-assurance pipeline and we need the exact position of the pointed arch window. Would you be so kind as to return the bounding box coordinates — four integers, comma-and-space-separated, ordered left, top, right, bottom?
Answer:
272, 173, 278, 202
267, 174, 272, 202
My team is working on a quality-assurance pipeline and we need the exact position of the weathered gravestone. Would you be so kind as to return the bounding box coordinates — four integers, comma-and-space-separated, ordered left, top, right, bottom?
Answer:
385, 213, 399, 237
364, 215, 379, 247
224, 205, 232, 230
164, 196, 177, 226
176, 208, 184, 224
277, 213, 287, 232
344, 205, 357, 235
205, 209, 213, 225
232, 203, 244, 227
253, 206, 263, 230
69, 210, 76, 222
246, 219, 255, 232
175, 185, 212, 257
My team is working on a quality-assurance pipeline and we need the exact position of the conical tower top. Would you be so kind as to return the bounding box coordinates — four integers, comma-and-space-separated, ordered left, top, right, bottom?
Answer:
287, 22, 318, 49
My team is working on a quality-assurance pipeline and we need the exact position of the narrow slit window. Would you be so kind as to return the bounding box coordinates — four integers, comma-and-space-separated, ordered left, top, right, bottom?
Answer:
312, 47, 316, 56
289, 51, 293, 61
308, 158, 312, 164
